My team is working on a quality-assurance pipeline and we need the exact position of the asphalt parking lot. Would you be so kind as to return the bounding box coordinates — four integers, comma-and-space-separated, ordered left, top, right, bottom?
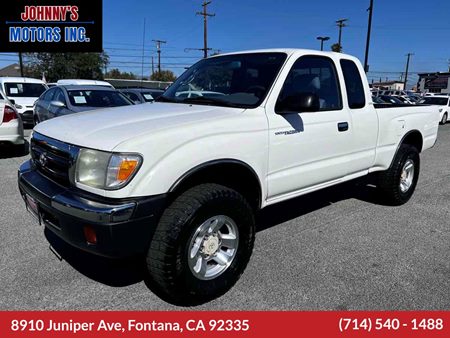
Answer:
0, 126, 449, 310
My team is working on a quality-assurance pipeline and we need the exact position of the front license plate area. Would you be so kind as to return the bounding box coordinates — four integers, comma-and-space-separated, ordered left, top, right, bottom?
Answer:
24, 194, 41, 225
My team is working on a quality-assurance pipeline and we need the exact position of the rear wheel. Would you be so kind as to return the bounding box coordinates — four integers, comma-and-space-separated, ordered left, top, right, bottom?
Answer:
440, 112, 448, 125
146, 183, 255, 305
378, 144, 420, 205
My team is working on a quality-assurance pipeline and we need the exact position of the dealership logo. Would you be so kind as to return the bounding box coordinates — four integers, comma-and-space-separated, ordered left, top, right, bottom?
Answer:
39, 153, 48, 167
0, 0, 102, 52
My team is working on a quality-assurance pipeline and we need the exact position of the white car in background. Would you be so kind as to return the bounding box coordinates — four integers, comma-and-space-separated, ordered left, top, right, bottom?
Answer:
419, 95, 450, 124
0, 90, 24, 148
0, 77, 48, 127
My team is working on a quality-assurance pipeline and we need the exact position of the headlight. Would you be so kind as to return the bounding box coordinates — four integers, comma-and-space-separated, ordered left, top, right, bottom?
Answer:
75, 149, 142, 190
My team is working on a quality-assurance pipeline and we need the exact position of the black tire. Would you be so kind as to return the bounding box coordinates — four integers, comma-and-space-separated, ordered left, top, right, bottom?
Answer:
377, 144, 420, 206
440, 112, 447, 125
146, 183, 255, 305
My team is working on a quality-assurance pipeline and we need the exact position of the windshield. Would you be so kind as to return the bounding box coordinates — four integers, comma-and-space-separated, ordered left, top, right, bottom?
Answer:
159, 52, 287, 108
67, 90, 133, 107
420, 97, 448, 105
4, 82, 46, 97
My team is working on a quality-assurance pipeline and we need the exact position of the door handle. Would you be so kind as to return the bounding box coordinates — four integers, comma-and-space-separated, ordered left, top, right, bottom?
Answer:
338, 122, 349, 132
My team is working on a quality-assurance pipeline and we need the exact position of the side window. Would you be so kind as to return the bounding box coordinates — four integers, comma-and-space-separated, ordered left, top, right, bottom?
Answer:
277, 55, 342, 111
340, 59, 366, 109
43, 88, 56, 101
54, 89, 66, 104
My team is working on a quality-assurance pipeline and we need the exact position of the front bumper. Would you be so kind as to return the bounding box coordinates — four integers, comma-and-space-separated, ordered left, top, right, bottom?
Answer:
18, 160, 167, 258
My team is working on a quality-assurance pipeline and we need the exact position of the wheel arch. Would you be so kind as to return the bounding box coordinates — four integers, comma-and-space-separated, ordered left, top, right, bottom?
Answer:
168, 159, 263, 210
387, 130, 423, 169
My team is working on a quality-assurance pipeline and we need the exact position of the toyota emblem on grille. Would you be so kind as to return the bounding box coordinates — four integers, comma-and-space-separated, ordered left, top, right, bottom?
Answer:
39, 153, 48, 167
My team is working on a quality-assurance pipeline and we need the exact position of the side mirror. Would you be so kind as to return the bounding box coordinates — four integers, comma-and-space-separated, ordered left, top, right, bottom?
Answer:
277, 92, 320, 114
50, 100, 65, 108
9, 99, 15, 105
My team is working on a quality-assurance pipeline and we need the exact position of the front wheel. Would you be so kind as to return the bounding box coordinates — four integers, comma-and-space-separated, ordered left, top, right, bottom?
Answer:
146, 183, 255, 305
440, 112, 448, 125
377, 144, 420, 206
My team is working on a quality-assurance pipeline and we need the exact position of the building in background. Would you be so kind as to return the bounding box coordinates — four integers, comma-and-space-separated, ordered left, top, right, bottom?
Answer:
0, 63, 21, 77
417, 72, 450, 94
371, 81, 405, 91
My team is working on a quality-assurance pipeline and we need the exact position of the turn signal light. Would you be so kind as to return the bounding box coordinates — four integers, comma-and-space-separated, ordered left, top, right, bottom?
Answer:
2, 105, 18, 123
83, 226, 97, 245
117, 159, 139, 181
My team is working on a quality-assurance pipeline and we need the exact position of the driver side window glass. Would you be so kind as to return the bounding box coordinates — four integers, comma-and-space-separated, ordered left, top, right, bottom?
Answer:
277, 56, 342, 111
54, 89, 66, 104
43, 88, 56, 101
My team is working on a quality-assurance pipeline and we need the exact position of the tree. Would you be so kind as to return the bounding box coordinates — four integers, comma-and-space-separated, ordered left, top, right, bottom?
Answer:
105, 68, 137, 79
150, 70, 177, 82
25, 52, 109, 82
331, 43, 342, 53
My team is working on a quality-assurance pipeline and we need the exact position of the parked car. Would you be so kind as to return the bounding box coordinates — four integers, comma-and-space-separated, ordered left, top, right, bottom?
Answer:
19, 49, 439, 305
372, 95, 386, 104
120, 88, 165, 104
33, 85, 134, 124
378, 95, 404, 104
0, 90, 24, 148
395, 96, 415, 105
0, 77, 48, 126
419, 95, 450, 124
56, 79, 114, 88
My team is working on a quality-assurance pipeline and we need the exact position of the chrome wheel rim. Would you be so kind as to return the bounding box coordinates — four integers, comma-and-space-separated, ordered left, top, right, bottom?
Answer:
187, 215, 239, 280
399, 159, 414, 193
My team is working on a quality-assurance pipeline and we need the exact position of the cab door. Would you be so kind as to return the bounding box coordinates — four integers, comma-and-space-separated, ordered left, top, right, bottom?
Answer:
266, 55, 353, 200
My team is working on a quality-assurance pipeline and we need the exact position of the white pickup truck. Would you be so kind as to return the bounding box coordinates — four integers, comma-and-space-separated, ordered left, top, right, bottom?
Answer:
18, 49, 439, 305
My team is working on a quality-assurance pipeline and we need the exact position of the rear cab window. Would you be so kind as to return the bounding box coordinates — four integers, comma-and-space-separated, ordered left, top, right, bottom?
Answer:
340, 59, 366, 109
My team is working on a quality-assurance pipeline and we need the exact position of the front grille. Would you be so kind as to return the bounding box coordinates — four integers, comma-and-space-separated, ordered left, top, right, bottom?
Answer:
30, 132, 79, 186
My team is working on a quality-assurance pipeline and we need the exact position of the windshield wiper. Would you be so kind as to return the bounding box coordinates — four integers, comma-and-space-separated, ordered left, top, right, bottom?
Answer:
180, 96, 239, 107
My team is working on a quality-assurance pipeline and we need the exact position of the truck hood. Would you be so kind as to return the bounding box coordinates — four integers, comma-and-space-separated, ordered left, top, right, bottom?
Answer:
34, 102, 245, 151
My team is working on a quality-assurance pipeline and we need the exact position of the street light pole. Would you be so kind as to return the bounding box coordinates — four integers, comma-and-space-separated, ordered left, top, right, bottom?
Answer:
363, 0, 374, 73
316, 36, 330, 51
336, 18, 348, 52
404, 53, 414, 90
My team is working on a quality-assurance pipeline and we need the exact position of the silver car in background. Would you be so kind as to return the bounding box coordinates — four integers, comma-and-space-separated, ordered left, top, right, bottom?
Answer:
33, 85, 134, 125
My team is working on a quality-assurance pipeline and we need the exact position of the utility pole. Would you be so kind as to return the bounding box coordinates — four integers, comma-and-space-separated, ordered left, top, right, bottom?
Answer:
336, 18, 348, 52
18, 52, 24, 77
316, 36, 330, 51
197, 1, 215, 58
151, 56, 154, 75
404, 53, 414, 90
141, 19, 146, 81
363, 0, 374, 73
152, 39, 167, 73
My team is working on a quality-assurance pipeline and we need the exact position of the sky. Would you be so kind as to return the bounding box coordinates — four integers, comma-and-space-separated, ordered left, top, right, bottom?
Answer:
1, 0, 450, 86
